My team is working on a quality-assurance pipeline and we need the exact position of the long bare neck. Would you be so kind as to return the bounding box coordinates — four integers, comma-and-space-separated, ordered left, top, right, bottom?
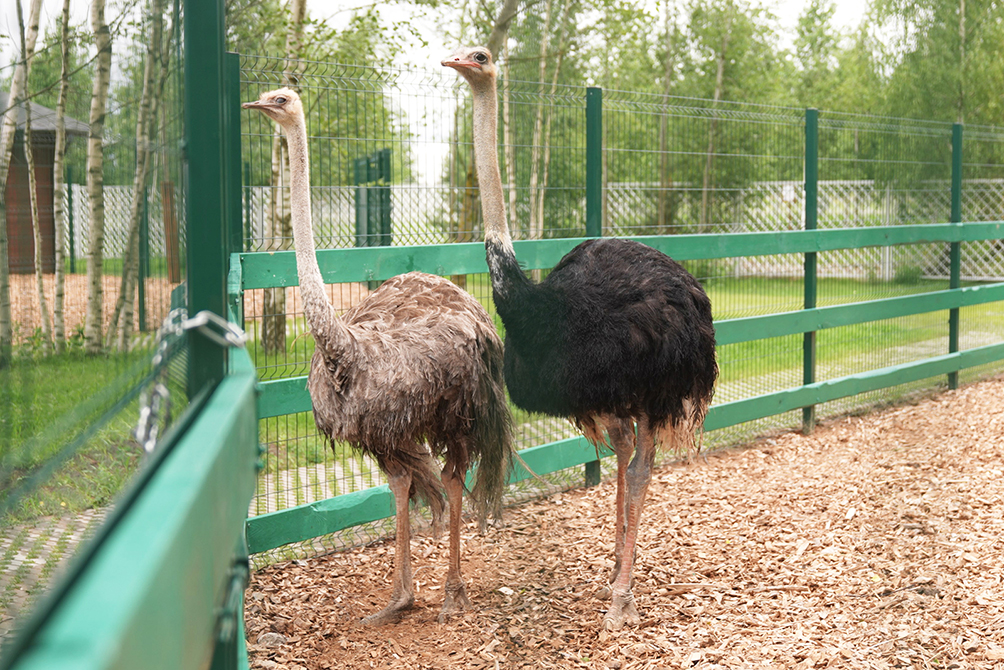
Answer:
283, 114, 340, 342
471, 78, 512, 250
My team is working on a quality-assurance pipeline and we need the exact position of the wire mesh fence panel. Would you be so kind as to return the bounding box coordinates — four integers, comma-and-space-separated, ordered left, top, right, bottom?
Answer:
0, 2, 189, 650
238, 56, 1004, 566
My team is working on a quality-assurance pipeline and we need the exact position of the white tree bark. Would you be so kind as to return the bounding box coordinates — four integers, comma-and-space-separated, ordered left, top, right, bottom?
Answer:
84, 0, 113, 355
20, 1, 52, 353
534, 1, 573, 235
0, 0, 43, 364
502, 41, 519, 239
108, 0, 167, 351
52, 0, 72, 353
526, 0, 555, 247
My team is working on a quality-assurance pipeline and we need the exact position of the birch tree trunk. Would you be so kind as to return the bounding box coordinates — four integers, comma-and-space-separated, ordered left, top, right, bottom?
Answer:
84, 0, 113, 355
52, 0, 72, 353
107, 0, 167, 351
534, 1, 573, 235
657, 2, 678, 234
502, 41, 518, 239
0, 0, 43, 366
526, 0, 555, 248
262, 0, 307, 355
700, 13, 732, 233
20, 2, 52, 353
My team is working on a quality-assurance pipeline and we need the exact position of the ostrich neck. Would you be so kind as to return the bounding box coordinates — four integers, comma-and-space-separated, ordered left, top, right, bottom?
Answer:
471, 83, 511, 250
284, 115, 340, 342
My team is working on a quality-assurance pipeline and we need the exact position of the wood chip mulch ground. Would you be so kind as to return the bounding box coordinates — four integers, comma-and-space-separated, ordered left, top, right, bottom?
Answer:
245, 377, 1004, 670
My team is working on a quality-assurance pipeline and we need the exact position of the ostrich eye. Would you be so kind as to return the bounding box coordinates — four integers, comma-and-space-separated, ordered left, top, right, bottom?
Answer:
274, 96, 287, 104
474, 52, 487, 63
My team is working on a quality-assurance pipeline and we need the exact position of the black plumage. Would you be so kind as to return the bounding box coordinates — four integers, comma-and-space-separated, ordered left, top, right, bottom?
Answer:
446, 46, 718, 631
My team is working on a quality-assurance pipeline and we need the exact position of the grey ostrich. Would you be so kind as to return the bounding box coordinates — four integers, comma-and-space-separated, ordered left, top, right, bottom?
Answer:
444, 48, 718, 630
243, 88, 512, 625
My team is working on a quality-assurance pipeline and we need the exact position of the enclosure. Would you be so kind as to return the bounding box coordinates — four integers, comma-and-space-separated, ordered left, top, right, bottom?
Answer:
1, 0, 1004, 668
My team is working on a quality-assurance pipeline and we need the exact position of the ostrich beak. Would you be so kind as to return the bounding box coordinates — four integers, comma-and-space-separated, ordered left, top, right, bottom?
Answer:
441, 56, 478, 71
242, 100, 267, 109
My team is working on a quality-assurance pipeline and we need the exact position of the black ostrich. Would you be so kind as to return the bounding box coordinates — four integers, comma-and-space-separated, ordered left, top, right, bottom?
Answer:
444, 47, 718, 630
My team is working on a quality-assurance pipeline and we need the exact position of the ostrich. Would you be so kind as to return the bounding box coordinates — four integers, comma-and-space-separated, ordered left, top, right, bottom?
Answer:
243, 88, 512, 625
443, 48, 718, 630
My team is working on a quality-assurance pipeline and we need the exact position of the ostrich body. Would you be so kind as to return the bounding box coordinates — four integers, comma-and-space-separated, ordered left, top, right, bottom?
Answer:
244, 88, 512, 625
444, 48, 718, 630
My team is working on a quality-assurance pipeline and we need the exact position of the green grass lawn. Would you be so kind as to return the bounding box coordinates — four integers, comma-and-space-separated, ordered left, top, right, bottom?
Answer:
0, 348, 154, 525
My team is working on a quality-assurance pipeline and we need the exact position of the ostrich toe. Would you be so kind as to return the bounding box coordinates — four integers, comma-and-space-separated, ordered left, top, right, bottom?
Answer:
361, 595, 414, 626
602, 592, 641, 631
438, 582, 471, 623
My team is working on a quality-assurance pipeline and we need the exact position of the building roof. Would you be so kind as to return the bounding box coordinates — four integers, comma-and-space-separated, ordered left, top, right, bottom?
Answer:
0, 91, 90, 137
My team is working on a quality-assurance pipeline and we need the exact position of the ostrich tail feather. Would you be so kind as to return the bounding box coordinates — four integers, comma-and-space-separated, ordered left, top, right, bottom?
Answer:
467, 337, 514, 532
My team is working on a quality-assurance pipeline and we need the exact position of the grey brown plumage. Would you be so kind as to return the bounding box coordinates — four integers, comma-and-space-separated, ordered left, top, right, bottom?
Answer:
445, 47, 717, 631
243, 88, 512, 625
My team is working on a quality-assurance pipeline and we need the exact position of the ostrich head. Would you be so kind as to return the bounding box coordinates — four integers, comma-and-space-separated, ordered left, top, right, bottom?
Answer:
441, 46, 497, 90
242, 87, 303, 127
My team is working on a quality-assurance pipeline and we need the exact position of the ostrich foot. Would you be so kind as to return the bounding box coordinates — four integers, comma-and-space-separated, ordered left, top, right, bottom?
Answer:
602, 592, 641, 631
361, 595, 414, 626
596, 584, 612, 600
438, 583, 471, 623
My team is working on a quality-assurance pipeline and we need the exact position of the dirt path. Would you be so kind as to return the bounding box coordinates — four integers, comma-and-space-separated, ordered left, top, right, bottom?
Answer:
245, 377, 1004, 669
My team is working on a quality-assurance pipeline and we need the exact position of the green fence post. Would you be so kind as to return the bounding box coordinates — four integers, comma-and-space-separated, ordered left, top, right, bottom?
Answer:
949, 123, 963, 390
586, 87, 602, 238
225, 52, 245, 329
184, 0, 228, 395
243, 161, 251, 252
354, 158, 368, 247
379, 148, 392, 247
803, 108, 819, 434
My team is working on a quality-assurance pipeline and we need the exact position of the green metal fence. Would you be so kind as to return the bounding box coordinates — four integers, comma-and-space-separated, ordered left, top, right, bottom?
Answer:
1, 1, 259, 668
237, 57, 1004, 565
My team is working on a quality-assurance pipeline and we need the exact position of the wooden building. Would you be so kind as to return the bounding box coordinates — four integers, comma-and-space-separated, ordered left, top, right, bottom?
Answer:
2, 92, 89, 274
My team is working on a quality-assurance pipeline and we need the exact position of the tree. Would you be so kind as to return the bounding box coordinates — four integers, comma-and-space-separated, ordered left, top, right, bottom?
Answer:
0, 0, 44, 366
107, 0, 170, 351
83, 0, 113, 355
19, 0, 53, 354
261, 0, 307, 356
52, 0, 72, 353
792, 0, 842, 108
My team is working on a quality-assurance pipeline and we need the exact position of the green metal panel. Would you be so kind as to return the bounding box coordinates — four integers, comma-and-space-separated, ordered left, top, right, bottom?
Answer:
257, 376, 311, 419
184, 0, 228, 396
949, 123, 963, 389
705, 341, 1004, 431
224, 55, 245, 328
803, 108, 819, 433
237, 224, 1004, 289
586, 87, 602, 237
9, 354, 259, 670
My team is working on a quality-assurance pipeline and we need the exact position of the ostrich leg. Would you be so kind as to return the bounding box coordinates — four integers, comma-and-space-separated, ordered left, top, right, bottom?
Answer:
603, 415, 656, 631
362, 467, 415, 625
596, 415, 635, 600
439, 459, 472, 621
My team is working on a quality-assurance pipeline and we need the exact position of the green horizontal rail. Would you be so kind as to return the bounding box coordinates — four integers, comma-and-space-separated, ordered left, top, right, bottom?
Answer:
714, 282, 1004, 345
705, 340, 1004, 430
10, 351, 259, 670
246, 433, 611, 555
248, 339, 1004, 554
235, 223, 1004, 289
255, 282, 1004, 419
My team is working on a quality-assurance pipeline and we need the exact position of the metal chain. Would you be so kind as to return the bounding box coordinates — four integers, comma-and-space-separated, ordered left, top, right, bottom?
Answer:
135, 309, 247, 454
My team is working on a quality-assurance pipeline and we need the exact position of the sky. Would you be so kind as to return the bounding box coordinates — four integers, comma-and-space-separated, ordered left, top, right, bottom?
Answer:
1, 0, 871, 72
